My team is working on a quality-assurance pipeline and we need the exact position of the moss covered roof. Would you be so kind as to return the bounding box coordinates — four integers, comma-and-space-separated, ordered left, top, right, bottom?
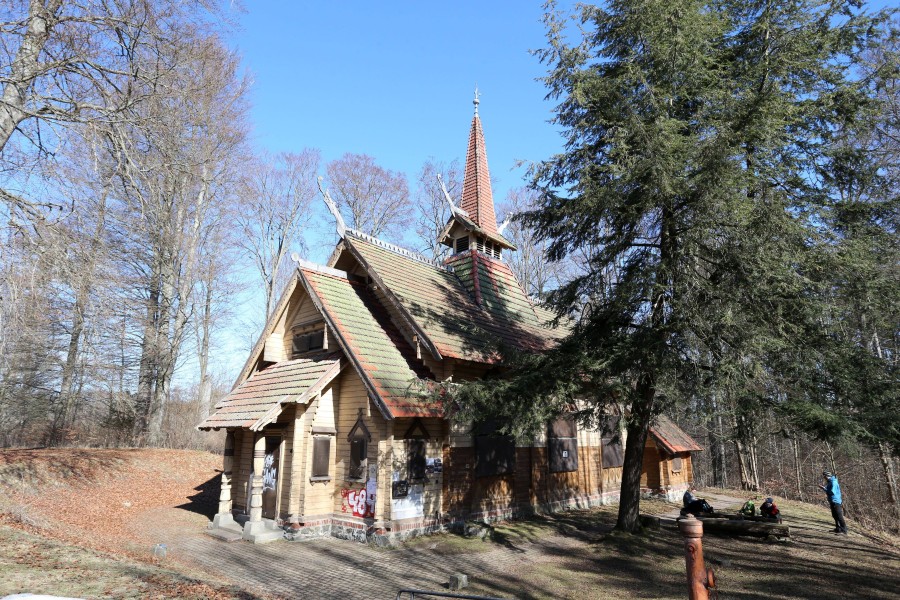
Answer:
299, 266, 442, 418
346, 234, 562, 363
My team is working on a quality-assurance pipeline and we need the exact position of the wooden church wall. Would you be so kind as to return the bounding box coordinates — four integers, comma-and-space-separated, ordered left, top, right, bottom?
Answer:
331, 369, 388, 522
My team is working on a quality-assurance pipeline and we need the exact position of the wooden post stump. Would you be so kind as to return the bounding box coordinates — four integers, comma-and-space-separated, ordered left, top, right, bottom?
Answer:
679, 514, 711, 600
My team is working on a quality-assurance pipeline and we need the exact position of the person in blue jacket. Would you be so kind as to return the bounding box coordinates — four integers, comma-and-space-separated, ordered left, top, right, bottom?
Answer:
819, 471, 848, 534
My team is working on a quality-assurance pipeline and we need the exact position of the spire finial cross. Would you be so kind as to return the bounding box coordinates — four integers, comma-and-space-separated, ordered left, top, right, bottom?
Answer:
473, 85, 480, 115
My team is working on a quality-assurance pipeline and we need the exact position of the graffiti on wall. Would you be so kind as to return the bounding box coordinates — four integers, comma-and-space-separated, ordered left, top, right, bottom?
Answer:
341, 487, 376, 518
262, 452, 277, 491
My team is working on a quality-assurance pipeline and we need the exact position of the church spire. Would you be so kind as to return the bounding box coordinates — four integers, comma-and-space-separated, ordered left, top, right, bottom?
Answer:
460, 89, 499, 236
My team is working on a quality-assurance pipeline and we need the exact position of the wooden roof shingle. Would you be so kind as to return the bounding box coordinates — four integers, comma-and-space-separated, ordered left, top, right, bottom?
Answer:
198, 353, 342, 430
298, 265, 442, 419
346, 235, 561, 363
650, 415, 704, 454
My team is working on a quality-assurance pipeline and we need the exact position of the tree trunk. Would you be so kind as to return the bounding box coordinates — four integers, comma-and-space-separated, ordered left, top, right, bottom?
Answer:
50, 192, 109, 445
616, 375, 656, 532
0, 0, 63, 152
792, 434, 804, 501
133, 256, 162, 444
748, 434, 761, 491
196, 281, 214, 433
877, 442, 899, 519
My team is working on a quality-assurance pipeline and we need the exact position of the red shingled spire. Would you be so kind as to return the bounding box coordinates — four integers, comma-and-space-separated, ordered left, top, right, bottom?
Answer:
460, 90, 499, 236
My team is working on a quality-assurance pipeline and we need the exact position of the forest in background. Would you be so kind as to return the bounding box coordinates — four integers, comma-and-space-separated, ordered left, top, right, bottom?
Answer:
0, 0, 897, 536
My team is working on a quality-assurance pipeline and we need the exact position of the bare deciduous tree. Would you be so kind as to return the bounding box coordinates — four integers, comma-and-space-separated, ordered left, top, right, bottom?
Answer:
499, 187, 567, 299
414, 158, 461, 260
0, 0, 227, 221
237, 149, 321, 319
105, 30, 249, 445
325, 153, 410, 239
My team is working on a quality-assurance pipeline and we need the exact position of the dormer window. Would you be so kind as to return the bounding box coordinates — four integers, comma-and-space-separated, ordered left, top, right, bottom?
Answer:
292, 329, 324, 357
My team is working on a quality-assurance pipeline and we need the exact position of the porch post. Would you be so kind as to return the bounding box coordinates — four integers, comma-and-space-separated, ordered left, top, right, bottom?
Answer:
212, 430, 236, 528
219, 430, 235, 513
248, 433, 265, 523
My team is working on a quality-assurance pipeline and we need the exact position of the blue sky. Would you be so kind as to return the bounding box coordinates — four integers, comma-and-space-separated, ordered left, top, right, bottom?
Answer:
230, 1, 567, 262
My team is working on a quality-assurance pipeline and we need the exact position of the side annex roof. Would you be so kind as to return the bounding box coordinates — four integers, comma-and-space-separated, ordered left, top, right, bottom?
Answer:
650, 414, 704, 454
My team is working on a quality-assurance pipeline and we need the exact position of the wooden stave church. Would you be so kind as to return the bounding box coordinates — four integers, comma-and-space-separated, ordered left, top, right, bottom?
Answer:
199, 97, 701, 544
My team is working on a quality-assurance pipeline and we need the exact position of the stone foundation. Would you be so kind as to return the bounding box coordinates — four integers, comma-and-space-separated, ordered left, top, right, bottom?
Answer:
278, 490, 629, 545
642, 483, 689, 502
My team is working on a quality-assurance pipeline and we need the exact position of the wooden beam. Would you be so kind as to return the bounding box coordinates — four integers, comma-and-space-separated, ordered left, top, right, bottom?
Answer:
690, 518, 790, 538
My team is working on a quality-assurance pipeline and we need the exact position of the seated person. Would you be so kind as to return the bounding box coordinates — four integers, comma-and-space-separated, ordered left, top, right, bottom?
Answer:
739, 498, 757, 517
760, 497, 780, 519
681, 486, 711, 516
683, 486, 697, 508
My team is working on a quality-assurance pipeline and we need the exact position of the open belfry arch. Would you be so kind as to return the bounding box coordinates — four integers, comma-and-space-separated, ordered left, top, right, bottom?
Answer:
199, 92, 702, 544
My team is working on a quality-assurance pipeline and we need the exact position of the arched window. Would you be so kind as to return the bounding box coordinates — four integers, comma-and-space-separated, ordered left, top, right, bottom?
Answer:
347, 410, 371, 481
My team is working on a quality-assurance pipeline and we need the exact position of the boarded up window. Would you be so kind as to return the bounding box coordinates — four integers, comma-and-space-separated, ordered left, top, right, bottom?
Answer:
672, 455, 683, 473
349, 438, 367, 480
601, 415, 624, 468
293, 329, 324, 357
408, 439, 426, 480
312, 436, 331, 479
549, 416, 578, 473
474, 420, 515, 478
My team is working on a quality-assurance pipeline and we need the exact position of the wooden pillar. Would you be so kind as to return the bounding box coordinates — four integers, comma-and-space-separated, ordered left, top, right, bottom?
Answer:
249, 433, 265, 523
218, 430, 235, 515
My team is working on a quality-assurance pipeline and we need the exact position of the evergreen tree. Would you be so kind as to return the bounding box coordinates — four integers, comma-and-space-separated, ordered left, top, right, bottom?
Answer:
447, 0, 891, 531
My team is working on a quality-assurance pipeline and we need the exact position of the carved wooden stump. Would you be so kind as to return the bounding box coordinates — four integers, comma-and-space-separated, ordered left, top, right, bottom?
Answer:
679, 514, 710, 600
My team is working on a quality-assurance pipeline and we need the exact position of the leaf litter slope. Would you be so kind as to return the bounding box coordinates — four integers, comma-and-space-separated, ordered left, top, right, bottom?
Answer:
0, 448, 277, 599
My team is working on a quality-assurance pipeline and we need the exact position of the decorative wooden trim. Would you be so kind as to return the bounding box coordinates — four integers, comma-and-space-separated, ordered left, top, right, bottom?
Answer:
295, 359, 345, 405
403, 417, 431, 440
311, 425, 337, 435
348, 409, 372, 442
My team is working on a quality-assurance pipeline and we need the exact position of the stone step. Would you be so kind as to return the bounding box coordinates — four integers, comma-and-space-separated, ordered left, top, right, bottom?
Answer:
242, 519, 285, 544
206, 527, 243, 542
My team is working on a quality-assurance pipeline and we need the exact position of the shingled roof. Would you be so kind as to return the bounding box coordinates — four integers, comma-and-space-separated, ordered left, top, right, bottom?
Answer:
199, 353, 342, 430
460, 99, 498, 236
650, 415, 703, 454
343, 234, 560, 363
298, 264, 442, 419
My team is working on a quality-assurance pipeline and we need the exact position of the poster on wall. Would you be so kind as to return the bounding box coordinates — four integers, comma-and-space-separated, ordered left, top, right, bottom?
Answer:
391, 483, 424, 520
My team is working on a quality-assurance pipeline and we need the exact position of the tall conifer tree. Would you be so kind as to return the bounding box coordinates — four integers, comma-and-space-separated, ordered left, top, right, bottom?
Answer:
447, 0, 891, 531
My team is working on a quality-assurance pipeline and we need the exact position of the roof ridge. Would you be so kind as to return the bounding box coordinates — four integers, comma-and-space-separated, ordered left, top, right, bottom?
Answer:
346, 229, 454, 272
293, 256, 350, 279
